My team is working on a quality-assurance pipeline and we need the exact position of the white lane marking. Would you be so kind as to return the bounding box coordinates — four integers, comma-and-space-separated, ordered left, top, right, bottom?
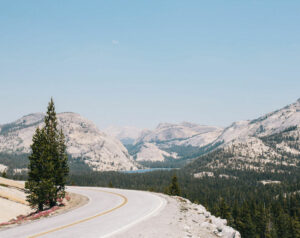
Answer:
101, 192, 166, 238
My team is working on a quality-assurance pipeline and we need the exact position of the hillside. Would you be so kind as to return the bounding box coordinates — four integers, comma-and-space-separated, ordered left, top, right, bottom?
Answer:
215, 98, 300, 144
186, 99, 300, 173
0, 113, 137, 172
130, 122, 223, 164
128, 98, 300, 170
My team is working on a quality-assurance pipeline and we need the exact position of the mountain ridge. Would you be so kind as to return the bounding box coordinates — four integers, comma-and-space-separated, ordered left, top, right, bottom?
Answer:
128, 98, 300, 167
0, 112, 137, 171
186, 99, 300, 173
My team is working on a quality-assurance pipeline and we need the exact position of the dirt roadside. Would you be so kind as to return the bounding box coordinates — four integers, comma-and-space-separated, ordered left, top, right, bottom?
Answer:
0, 178, 88, 228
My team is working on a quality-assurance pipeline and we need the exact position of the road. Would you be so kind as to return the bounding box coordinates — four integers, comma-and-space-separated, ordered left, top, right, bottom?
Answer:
0, 187, 166, 238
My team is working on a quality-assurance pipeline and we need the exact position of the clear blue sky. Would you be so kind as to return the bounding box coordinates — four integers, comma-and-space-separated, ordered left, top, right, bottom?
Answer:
1, 1, 300, 129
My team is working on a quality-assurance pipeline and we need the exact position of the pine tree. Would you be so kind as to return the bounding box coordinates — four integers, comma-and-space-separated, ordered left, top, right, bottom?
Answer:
265, 219, 277, 238
239, 202, 256, 238
218, 197, 233, 225
168, 174, 181, 196
1, 170, 7, 178
232, 200, 240, 228
276, 209, 291, 238
44, 98, 59, 207
108, 181, 113, 188
25, 99, 69, 210
254, 203, 268, 238
25, 127, 54, 211
53, 129, 69, 203
291, 217, 300, 238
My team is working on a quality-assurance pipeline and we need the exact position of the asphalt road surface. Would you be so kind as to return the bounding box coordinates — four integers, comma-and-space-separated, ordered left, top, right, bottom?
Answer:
0, 187, 166, 238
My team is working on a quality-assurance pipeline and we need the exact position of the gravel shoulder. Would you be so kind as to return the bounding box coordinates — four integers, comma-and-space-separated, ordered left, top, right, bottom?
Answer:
54, 191, 89, 216
113, 193, 240, 238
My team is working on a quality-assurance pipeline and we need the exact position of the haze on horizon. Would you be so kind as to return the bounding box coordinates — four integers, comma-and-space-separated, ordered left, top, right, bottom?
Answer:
1, 1, 300, 129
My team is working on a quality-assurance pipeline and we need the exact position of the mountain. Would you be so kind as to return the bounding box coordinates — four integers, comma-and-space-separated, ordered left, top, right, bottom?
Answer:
103, 126, 144, 145
214, 98, 300, 145
130, 122, 223, 163
129, 98, 300, 170
186, 98, 300, 173
135, 122, 222, 145
0, 113, 137, 172
2, 99, 299, 172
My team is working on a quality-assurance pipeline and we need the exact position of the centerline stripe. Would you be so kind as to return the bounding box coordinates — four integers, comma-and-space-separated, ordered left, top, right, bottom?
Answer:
28, 189, 128, 238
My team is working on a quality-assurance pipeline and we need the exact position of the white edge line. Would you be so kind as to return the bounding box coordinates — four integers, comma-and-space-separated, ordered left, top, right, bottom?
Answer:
101, 192, 167, 238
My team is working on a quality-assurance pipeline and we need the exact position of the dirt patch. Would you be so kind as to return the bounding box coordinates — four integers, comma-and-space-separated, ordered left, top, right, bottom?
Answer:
0, 185, 28, 205
0, 191, 89, 229
0, 197, 33, 223
53, 192, 89, 216
0, 178, 89, 229
0, 178, 24, 190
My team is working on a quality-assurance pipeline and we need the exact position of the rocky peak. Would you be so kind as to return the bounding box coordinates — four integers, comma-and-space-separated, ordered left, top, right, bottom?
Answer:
14, 113, 45, 126
0, 112, 137, 171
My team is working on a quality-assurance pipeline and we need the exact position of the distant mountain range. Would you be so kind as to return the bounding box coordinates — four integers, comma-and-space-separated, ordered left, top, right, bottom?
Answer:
103, 126, 144, 145
130, 122, 223, 163
1, 98, 300, 173
125, 98, 300, 172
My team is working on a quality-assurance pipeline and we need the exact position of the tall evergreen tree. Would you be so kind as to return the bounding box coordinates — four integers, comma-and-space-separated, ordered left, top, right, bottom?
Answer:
1, 170, 7, 178
218, 197, 233, 224
168, 174, 181, 196
291, 217, 300, 238
275, 208, 291, 238
55, 129, 69, 199
25, 127, 54, 211
239, 202, 256, 238
25, 98, 69, 210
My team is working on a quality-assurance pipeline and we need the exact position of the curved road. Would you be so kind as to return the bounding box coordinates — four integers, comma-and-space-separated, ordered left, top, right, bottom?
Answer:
0, 187, 166, 238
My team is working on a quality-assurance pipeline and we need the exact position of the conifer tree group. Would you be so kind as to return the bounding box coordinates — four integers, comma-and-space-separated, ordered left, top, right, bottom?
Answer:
167, 174, 181, 196
25, 99, 69, 211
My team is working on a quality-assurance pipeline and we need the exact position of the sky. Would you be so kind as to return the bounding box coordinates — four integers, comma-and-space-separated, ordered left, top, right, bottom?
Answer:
1, 1, 300, 129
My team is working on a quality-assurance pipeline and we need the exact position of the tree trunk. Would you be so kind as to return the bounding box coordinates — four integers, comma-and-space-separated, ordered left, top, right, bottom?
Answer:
50, 200, 56, 207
